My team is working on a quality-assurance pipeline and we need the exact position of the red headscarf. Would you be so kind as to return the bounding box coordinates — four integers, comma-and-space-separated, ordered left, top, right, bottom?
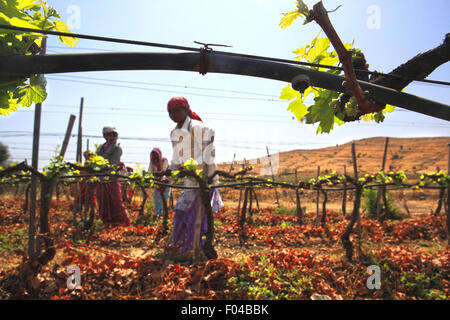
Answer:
167, 97, 202, 122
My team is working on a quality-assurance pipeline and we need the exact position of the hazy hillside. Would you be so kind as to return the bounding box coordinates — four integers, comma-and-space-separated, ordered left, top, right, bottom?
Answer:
218, 137, 450, 179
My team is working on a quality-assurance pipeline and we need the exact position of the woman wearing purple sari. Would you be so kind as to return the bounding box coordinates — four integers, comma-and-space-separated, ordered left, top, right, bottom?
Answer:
167, 97, 223, 256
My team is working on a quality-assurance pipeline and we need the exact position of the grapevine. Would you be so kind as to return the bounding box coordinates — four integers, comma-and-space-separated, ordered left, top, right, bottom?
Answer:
0, 0, 76, 115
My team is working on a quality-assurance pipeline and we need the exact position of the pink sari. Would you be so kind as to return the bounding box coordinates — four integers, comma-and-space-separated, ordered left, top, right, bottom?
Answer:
96, 141, 130, 227
96, 180, 130, 227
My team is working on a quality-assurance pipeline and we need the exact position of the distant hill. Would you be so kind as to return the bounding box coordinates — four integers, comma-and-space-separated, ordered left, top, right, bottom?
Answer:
218, 137, 450, 179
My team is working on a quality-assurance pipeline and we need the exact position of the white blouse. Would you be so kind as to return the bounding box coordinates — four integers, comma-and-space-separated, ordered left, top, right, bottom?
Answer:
169, 116, 218, 187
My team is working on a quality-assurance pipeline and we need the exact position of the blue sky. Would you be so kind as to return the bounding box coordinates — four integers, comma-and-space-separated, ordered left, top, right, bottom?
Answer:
1, 0, 449, 170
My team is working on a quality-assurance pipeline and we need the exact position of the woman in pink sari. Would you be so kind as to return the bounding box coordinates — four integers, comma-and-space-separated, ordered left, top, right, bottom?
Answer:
148, 147, 171, 217
95, 126, 130, 227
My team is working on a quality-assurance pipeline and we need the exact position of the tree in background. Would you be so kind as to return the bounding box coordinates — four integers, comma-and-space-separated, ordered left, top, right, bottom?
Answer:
0, 141, 10, 167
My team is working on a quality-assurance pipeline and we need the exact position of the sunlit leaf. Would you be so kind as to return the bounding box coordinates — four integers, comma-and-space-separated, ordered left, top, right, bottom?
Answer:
53, 19, 77, 47
280, 84, 301, 100
279, 10, 301, 29
17, 83, 46, 106
287, 97, 308, 121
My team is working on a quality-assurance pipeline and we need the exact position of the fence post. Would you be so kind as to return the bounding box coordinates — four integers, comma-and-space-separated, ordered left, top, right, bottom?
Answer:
352, 142, 363, 259
28, 37, 47, 259
315, 166, 320, 225
237, 159, 245, 214
447, 143, 450, 244
76, 98, 84, 163
341, 142, 363, 261
295, 168, 303, 225
376, 137, 389, 220
193, 190, 204, 260
160, 188, 169, 236
321, 189, 328, 226
238, 187, 249, 245
252, 188, 260, 213
248, 184, 254, 219
434, 165, 445, 216
266, 146, 280, 207
342, 164, 347, 216
60, 115, 76, 158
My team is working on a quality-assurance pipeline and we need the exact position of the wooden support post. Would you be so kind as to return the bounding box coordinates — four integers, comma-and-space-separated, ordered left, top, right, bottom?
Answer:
315, 166, 320, 225
193, 192, 204, 260
252, 188, 260, 213
376, 137, 389, 220
321, 189, 328, 226
228, 153, 236, 174
447, 143, 450, 244
266, 146, 280, 207
60, 114, 76, 158
28, 37, 46, 259
248, 184, 254, 219
342, 165, 347, 216
237, 159, 245, 214
76, 98, 84, 163
139, 186, 148, 219
295, 168, 303, 225
352, 142, 363, 260
238, 187, 249, 245
222, 153, 235, 198
341, 142, 363, 261
160, 188, 169, 236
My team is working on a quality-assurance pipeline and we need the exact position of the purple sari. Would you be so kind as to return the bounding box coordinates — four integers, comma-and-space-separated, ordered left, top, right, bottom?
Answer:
170, 189, 223, 254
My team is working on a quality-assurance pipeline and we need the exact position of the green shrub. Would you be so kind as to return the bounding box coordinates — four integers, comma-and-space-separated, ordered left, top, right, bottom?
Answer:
274, 206, 297, 216
362, 188, 402, 220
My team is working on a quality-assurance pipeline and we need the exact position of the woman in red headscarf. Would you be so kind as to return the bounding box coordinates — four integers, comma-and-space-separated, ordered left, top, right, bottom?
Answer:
148, 147, 171, 217
167, 97, 223, 257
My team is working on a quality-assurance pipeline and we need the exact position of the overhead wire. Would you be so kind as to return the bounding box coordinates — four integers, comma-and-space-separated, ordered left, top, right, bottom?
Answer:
1, 24, 449, 86
9, 107, 450, 127
46, 74, 281, 98
45, 76, 282, 102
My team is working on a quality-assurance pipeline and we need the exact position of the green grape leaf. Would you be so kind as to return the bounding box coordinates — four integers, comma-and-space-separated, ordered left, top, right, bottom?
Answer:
312, 38, 330, 56
17, 0, 41, 11
0, 97, 19, 115
318, 54, 340, 67
296, 0, 309, 16
287, 97, 308, 121
30, 74, 46, 87
279, 11, 301, 29
9, 16, 41, 31
17, 83, 47, 106
306, 89, 340, 133
293, 45, 309, 61
280, 84, 301, 100
384, 104, 395, 113
0, 2, 27, 20
53, 19, 77, 47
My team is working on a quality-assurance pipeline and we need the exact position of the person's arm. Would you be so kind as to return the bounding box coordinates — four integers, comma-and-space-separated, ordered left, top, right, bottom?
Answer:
170, 129, 183, 170
202, 126, 218, 185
